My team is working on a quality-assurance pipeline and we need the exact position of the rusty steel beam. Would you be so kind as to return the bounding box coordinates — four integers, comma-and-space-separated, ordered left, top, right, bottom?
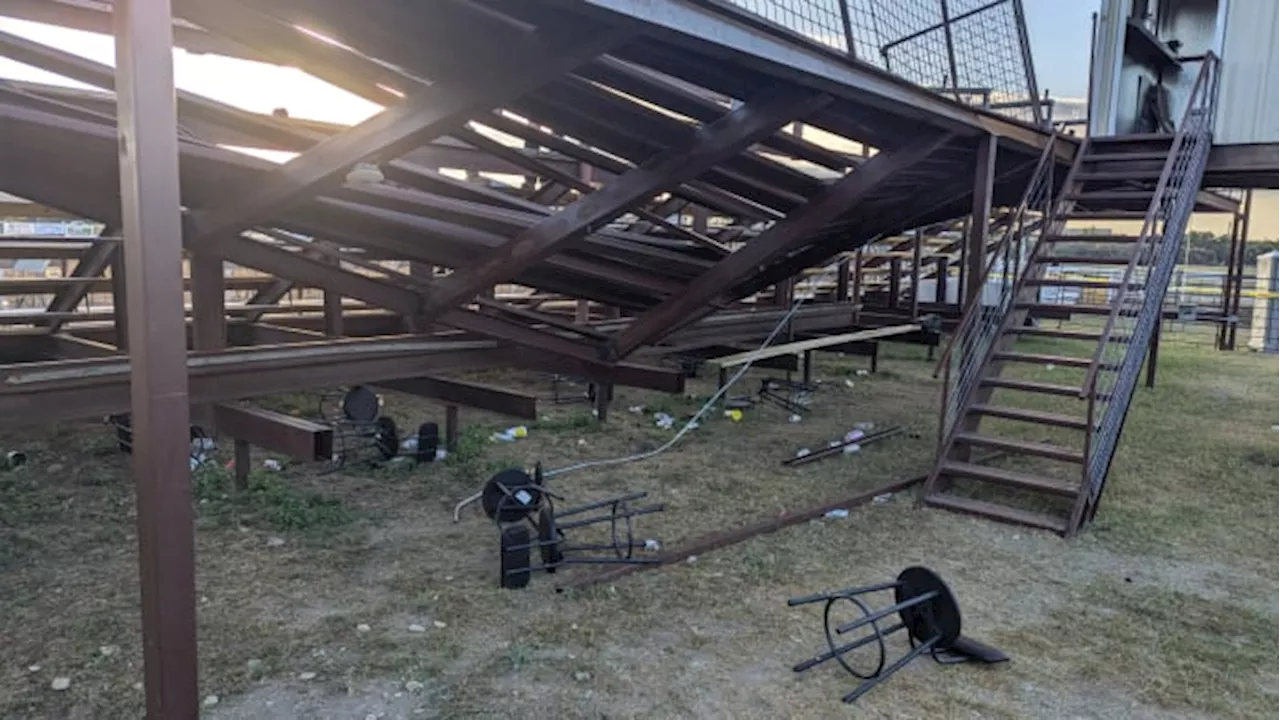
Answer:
41, 239, 117, 332
113, 0, 199, 715
377, 377, 537, 419
580, 56, 854, 171
186, 25, 628, 246
614, 133, 957, 355
965, 134, 997, 305
421, 86, 829, 323
479, 112, 779, 223
448, 125, 729, 253
213, 404, 334, 462
0, 339, 503, 425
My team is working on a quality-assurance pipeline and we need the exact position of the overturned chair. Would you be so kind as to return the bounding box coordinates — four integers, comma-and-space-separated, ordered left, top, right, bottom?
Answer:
788, 566, 1008, 703
481, 464, 664, 589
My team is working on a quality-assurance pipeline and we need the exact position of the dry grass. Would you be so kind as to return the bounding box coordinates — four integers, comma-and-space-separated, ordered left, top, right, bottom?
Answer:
0, 338, 1275, 719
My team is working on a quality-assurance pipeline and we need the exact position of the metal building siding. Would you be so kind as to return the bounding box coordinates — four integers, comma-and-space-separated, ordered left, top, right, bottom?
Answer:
1215, 0, 1280, 145
1089, 0, 1127, 137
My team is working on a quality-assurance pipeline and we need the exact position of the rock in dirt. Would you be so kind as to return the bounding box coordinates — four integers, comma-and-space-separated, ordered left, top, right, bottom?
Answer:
50, 677, 71, 691
298, 671, 317, 681
202, 695, 219, 708
408, 624, 426, 633
405, 680, 425, 692
356, 623, 371, 633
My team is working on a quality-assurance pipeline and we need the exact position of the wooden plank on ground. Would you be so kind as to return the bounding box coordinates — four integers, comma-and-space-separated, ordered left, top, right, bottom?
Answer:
709, 324, 921, 367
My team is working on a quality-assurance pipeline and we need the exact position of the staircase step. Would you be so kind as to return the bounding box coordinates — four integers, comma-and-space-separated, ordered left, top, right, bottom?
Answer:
1089, 133, 1174, 144
941, 458, 1081, 493
1076, 170, 1162, 182
952, 436, 1085, 464
1044, 234, 1142, 244
1065, 210, 1151, 220
1083, 151, 1170, 162
1024, 278, 1139, 289
923, 493, 1069, 534
969, 404, 1088, 430
991, 351, 1095, 368
1003, 325, 1126, 340
980, 377, 1088, 397
1018, 302, 1113, 315
1036, 254, 1133, 265
1065, 190, 1157, 202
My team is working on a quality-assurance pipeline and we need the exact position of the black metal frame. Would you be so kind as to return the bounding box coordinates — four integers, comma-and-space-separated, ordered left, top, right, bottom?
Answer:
788, 566, 1007, 703
482, 464, 664, 589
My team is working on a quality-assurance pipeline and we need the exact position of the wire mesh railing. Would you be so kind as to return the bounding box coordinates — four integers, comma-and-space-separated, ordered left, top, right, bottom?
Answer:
931, 132, 1060, 445
1082, 54, 1221, 503
719, 0, 1043, 124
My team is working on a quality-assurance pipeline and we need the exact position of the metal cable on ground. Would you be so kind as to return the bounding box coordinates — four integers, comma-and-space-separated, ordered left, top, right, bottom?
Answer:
543, 296, 807, 478
453, 297, 808, 521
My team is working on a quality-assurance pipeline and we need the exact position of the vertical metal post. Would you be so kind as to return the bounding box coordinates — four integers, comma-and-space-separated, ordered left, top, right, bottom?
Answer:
190, 250, 224, 429
1218, 212, 1241, 349
190, 252, 225, 351
234, 439, 251, 491
323, 252, 343, 337
836, 257, 850, 302
956, 216, 970, 302
837, 1, 857, 59
445, 404, 459, 452
934, 257, 949, 304
966, 135, 997, 306
1145, 315, 1161, 388
910, 228, 923, 318
692, 206, 709, 234
1010, 0, 1045, 126
888, 258, 901, 310
575, 298, 590, 324
852, 248, 863, 321
113, 0, 199, 715
1228, 190, 1253, 350
110, 250, 129, 350
775, 275, 795, 307
594, 382, 613, 422
939, 0, 961, 99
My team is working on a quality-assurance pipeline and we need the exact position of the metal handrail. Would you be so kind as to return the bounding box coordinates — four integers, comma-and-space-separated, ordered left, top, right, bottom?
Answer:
1080, 52, 1220, 396
1077, 53, 1220, 516
931, 133, 1059, 378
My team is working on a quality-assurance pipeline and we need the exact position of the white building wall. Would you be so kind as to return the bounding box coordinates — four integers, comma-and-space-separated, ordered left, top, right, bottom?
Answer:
1214, 0, 1280, 145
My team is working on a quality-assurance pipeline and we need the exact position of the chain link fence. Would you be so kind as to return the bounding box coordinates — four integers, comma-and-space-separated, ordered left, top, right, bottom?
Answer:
723, 0, 1044, 124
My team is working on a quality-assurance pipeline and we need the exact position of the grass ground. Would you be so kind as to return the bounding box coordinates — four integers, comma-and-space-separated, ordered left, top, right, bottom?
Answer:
0, 335, 1275, 719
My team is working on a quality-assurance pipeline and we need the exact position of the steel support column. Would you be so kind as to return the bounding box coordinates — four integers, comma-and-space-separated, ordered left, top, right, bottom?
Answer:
1227, 190, 1253, 350
114, 0, 198, 715
965, 135, 997, 306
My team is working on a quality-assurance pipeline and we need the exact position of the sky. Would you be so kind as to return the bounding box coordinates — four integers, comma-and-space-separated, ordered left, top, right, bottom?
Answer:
1022, 0, 1096, 99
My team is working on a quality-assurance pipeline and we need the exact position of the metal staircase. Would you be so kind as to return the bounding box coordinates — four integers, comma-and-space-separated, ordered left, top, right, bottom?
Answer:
921, 55, 1221, 536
